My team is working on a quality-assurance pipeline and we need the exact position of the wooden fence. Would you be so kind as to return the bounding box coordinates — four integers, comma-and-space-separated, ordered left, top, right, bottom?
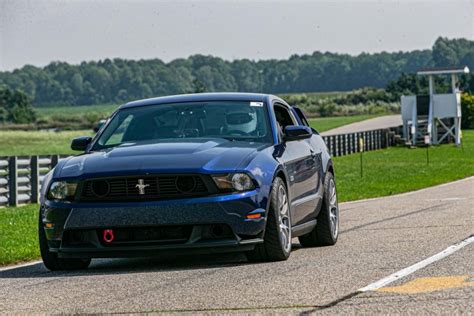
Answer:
0, 128, 394, 207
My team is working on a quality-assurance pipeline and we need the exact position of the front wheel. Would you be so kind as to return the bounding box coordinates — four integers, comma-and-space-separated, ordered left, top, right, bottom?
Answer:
38, 211, 91, 271
246, 177, 292, 262
298, 172, 339, 247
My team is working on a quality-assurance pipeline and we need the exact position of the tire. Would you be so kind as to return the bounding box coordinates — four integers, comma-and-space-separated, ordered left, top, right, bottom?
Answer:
298, 172, 339, 247
38, 210, 91, 271
246, 177, 292, 262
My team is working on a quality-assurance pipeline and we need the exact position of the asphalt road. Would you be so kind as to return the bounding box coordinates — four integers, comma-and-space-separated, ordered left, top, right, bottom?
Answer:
1, 177, 473, 314
321, 115, 402, 136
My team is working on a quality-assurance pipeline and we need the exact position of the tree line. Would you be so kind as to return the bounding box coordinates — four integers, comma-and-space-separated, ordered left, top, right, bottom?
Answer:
0, 37, 471, 107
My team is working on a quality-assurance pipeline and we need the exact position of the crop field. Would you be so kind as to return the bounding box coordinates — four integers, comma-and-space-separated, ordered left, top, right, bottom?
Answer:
1, 130, 473, 266
35, 103, 118, 120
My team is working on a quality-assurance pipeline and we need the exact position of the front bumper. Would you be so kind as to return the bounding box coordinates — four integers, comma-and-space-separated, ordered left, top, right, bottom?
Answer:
41, 190, 267, 258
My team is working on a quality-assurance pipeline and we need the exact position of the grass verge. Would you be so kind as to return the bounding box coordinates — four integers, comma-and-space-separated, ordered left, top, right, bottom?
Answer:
1, 131, 473, 266
0, 204, 39, 266
333, 130, 474, 201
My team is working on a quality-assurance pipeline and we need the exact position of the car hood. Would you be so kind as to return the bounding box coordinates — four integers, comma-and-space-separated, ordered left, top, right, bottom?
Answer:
58, 139, 269, 178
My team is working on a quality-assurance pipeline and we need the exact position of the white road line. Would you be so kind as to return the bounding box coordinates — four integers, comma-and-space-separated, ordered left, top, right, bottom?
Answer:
425, 197, 466, 201
358, 235, 474, 292
0, 260, 42, 272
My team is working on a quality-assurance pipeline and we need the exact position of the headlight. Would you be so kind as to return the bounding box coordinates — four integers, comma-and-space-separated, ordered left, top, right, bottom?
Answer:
47, 181, 78, 201
212, 173, 256, 192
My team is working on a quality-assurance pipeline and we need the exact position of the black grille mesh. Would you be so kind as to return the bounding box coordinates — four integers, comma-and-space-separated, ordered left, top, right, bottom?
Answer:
80, 175, 209, 202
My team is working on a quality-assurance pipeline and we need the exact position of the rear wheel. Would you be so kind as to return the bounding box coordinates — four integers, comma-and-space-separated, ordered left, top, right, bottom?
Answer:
298, 172, 339, 247
38, 211, 91, 271
246, 177, 292, 262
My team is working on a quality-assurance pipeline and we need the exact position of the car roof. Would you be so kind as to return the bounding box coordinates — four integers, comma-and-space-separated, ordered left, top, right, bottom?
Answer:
120, 92, 281, 109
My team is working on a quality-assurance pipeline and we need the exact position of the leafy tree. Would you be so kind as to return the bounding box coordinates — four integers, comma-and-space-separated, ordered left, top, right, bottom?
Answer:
0, 88, 36, 124
461, 93, 474, 129
193, 79, 207, 93
0, 37, 471, 107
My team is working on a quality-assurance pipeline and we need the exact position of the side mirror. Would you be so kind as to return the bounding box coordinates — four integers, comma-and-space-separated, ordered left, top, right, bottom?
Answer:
283, 125, 312, 141
71, 136, 92, 151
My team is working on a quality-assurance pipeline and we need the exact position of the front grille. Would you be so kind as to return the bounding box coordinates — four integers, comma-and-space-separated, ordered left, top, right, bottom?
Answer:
80, 175, 212, 202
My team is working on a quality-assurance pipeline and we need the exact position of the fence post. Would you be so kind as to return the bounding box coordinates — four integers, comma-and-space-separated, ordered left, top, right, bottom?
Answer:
336, 135, 340, 156
352, 133, 357, 154
356, 132, 360, 152
31, 156, 40, 204
369, 131, 373, 151
365, 132, 369, 152
8, 156, 18, 206
376, 130, 380, 149
377, 130, 381, 149
380, 130, 383, 149
374, 130, 378, 149
344, 134, 348, 156
331, 136, 335, 157
51, 155, 60, 168
341, 134, 345, 156
381, 130, 385, 148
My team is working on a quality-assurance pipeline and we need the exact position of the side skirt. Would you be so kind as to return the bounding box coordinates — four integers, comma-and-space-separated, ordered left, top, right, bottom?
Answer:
291, 219, 317, 237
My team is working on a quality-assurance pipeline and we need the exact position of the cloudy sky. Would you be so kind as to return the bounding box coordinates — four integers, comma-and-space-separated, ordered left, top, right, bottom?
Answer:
0, 0, 472, 71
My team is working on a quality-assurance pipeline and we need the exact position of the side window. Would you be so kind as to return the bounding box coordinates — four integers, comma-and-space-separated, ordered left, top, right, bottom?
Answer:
274, 104, 297, 133
293, 107, 310, 127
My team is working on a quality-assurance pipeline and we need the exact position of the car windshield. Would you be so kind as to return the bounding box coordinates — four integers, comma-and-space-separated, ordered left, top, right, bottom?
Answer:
92, 101, 272, 150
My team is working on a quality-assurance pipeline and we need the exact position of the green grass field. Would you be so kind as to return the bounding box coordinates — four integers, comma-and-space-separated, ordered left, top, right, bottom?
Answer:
308, 115, 378, 133
0, 130, 93, 156
35, 103, 119, 119
333, 130, 474, 201
1, 130, 473, 266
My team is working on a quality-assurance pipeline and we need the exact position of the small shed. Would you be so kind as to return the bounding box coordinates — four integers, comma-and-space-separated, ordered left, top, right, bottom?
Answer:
401, 66, 469, 146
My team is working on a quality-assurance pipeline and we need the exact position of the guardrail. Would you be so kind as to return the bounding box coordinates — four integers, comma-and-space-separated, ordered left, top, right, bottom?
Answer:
0, 155, 68, 207
0, 128, 394, 207
321, 128, 394, 157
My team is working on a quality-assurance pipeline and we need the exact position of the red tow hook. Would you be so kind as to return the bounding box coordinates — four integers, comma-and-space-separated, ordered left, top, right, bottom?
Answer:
103, 229, 115, 244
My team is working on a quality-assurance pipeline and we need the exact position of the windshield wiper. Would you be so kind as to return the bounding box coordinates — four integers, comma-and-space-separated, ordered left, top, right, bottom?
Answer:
215, 136, 239, 142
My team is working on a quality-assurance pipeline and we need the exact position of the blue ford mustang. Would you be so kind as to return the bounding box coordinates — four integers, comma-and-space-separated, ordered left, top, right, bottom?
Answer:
39, 93, 339, 270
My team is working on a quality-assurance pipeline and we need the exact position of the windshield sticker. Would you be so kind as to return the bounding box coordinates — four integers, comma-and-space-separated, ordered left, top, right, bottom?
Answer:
250, 102, 263, 107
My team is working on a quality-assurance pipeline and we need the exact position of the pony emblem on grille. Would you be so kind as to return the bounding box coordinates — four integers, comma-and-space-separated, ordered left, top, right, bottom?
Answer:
135, 179, 150, 195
